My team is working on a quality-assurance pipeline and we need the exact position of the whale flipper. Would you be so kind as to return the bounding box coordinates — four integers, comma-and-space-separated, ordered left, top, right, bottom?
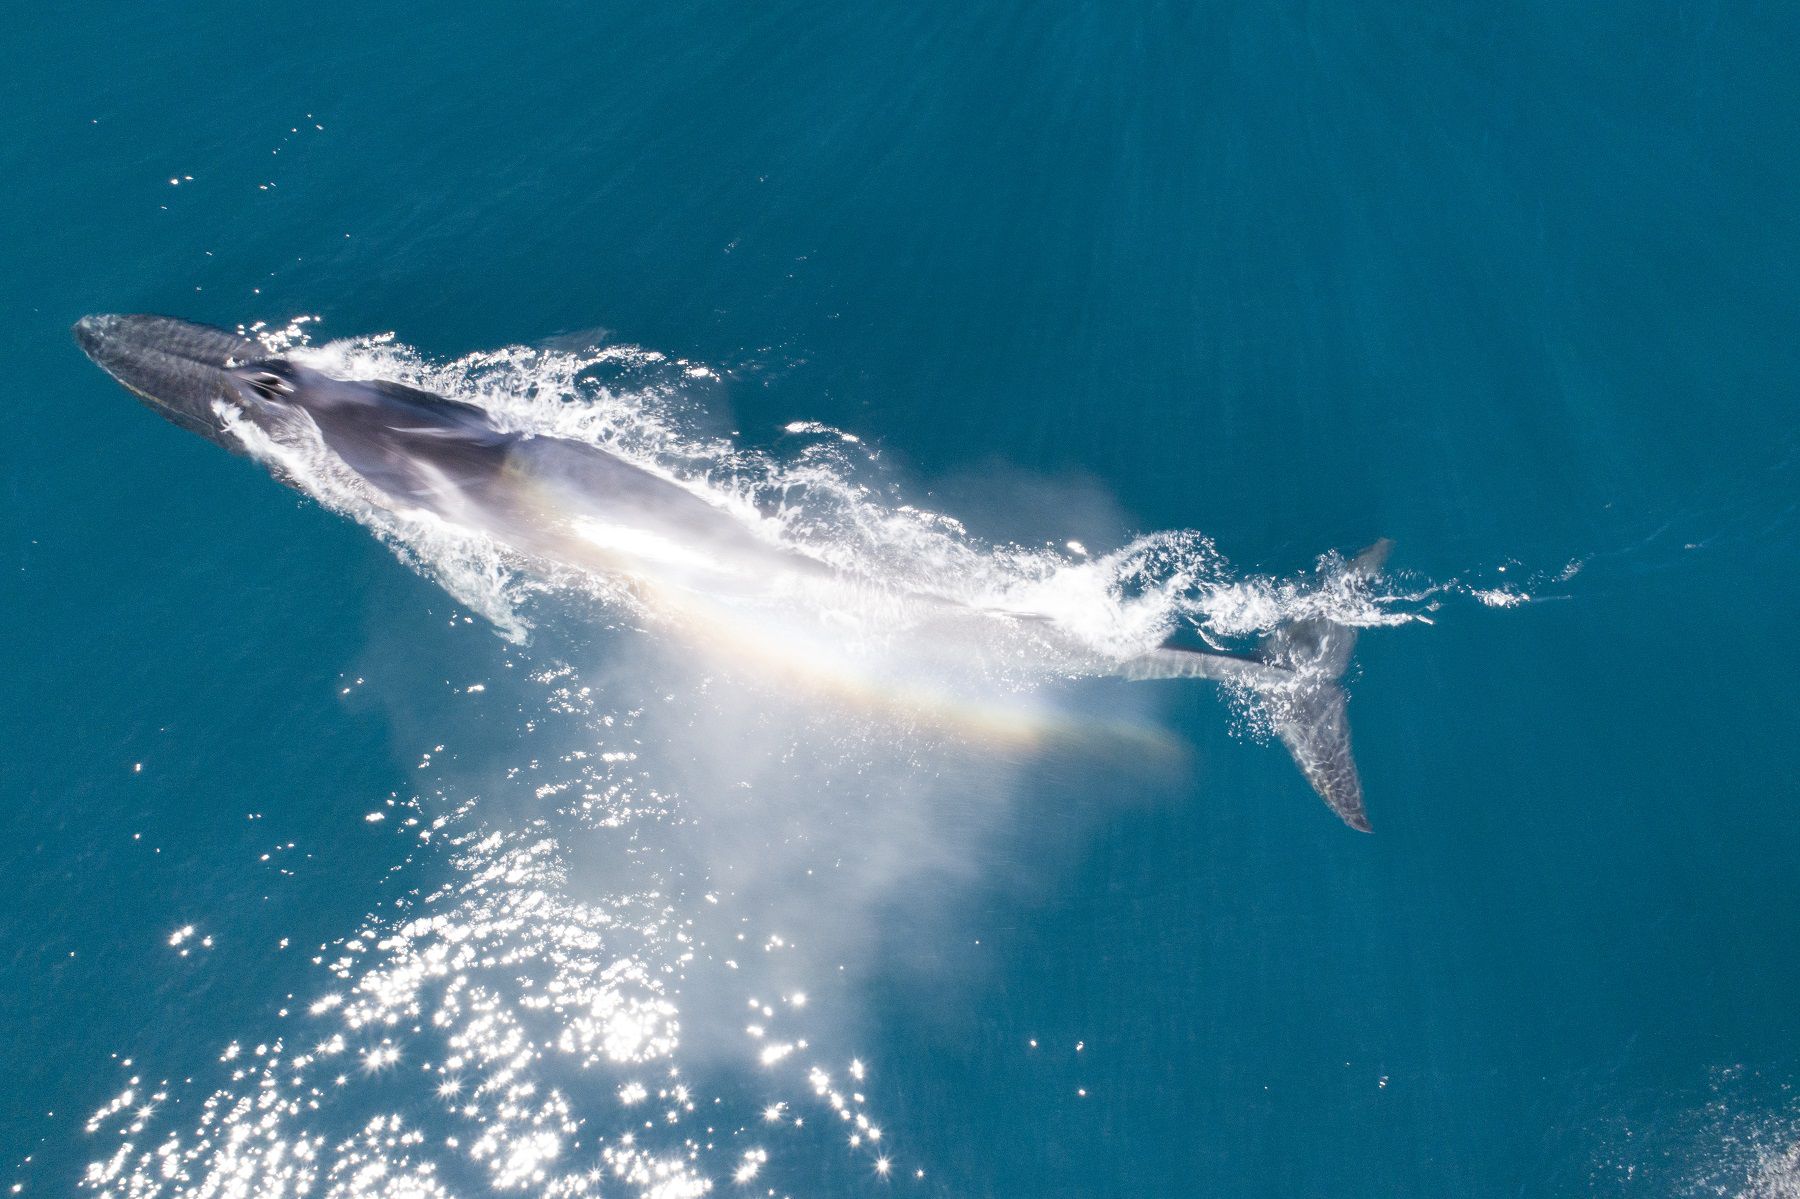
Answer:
1119, 541, 1391, 831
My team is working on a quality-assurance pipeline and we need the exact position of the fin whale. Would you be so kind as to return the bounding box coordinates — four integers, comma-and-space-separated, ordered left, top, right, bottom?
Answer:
74, 314, 1389, 830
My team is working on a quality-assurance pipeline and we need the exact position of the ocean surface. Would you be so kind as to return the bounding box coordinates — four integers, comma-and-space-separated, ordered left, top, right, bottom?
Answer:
4, 3, 1799, 1196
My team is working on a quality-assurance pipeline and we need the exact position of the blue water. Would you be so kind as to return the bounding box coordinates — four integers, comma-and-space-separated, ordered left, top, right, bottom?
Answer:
6, 3, 1799, 1196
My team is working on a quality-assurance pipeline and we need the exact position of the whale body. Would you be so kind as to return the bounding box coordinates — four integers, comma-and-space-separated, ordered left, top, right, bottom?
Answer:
74, 314, 1388, 830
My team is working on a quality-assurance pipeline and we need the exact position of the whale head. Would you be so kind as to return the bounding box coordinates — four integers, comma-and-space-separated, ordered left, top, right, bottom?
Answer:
73, 314, 310, 452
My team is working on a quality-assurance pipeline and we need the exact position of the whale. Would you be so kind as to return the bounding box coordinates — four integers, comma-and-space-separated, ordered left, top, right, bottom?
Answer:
74, 313, 1390, 830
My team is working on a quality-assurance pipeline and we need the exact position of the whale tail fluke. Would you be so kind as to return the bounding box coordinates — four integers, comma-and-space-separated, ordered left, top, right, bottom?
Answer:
1118, 540, 1392, 831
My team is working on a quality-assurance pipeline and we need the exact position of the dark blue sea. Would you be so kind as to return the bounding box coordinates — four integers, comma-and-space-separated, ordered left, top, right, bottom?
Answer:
5, 4, 1799, 1196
